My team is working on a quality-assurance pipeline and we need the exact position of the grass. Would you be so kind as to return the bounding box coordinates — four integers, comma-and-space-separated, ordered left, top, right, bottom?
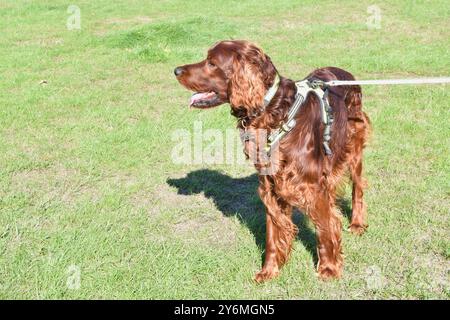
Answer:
0, 0, 449, 299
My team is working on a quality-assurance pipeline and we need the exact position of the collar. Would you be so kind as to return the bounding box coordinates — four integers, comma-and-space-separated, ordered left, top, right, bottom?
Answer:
238, 74, 280, 128
263, 74, 280, 107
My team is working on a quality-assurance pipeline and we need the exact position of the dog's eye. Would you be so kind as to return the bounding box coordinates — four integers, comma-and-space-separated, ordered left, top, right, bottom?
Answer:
208, 61, 216, 68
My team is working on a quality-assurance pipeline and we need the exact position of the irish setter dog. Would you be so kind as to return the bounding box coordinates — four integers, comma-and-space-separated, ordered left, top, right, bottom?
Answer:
174, 40, 371, 282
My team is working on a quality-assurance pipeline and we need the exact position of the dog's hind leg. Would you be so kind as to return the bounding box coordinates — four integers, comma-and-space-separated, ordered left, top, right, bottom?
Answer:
346, 86, 370, 235
348, 112, 370, 235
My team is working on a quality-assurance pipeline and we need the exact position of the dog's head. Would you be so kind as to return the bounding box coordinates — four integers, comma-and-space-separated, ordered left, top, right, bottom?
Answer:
174, 40, 277, 113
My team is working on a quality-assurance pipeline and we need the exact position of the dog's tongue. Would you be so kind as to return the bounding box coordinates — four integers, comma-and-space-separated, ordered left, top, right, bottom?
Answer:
189, 92, 215, 106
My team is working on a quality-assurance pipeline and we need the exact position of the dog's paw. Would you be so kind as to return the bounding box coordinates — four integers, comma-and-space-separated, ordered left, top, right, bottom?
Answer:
317, 265, 342, 280
254, 268, 279, 283
348, 224, 368, 236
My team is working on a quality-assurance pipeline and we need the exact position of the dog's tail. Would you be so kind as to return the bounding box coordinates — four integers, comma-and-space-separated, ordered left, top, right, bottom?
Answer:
345, 85, 372, 146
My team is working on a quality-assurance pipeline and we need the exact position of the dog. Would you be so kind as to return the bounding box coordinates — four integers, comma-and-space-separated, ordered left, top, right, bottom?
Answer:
174, 40, 371, 282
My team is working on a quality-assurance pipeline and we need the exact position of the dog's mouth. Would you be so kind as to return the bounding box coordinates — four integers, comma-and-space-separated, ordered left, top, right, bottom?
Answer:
189, 91, 223, 109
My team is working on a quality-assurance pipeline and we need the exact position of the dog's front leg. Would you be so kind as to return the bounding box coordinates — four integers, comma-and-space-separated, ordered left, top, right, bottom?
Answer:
310, 194, 343, 280
254, 177, 297, 283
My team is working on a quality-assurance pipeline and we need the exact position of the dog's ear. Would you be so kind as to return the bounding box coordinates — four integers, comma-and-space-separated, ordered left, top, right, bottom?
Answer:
228, 48, 269, 109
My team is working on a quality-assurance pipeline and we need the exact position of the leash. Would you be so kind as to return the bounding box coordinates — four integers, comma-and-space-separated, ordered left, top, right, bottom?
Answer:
265, 76, 450, 157
312, 77, 450, 87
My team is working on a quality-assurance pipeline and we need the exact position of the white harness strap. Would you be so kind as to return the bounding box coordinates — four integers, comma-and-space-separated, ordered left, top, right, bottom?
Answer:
266, 79, 333, 155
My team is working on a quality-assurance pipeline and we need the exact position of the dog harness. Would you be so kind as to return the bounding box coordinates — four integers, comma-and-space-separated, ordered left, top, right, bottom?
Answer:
262, 76, 334, 156
257, 75, 450, 157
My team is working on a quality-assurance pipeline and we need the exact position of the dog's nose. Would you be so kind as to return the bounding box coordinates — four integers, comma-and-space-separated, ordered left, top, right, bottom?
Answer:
174, 67, 184, 76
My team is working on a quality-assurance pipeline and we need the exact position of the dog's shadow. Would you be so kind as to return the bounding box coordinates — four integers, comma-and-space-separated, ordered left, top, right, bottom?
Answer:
167, 169, 354, 267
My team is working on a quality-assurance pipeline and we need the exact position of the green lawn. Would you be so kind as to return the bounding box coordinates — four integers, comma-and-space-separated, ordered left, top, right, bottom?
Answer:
0, 0, 449, 299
